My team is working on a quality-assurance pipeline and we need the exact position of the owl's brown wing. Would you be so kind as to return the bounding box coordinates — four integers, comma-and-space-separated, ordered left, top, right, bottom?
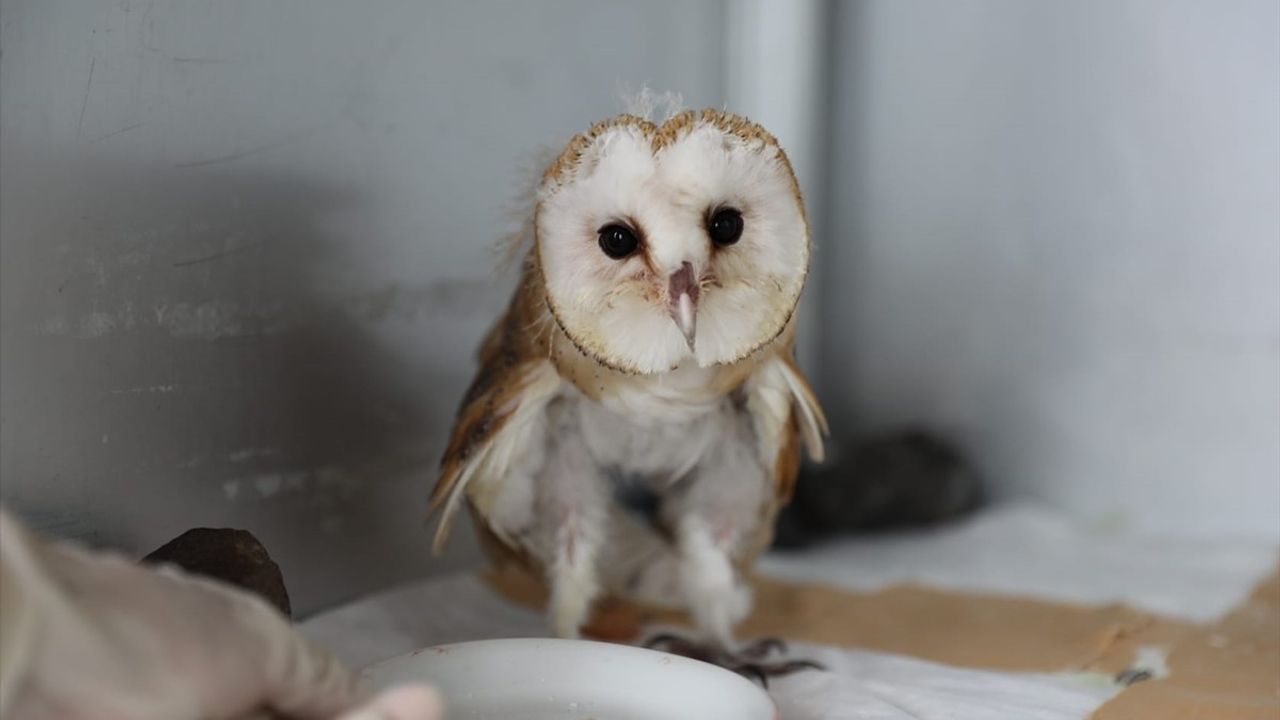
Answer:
428, 267, 563, 554
744, 350, 829, 503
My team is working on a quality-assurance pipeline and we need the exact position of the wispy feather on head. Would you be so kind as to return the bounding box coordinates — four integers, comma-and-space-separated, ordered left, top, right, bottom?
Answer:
616, 83, 684, 123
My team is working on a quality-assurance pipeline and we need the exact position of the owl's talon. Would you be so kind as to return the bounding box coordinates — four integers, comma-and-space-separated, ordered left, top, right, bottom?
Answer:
763, 658, 827, 675
640, 632, 825, 686
642, 633, 718, 664
729, 658, 826, 688
738, 636, 788, 660
733, 663, 770, 688
642, 633, 684, 650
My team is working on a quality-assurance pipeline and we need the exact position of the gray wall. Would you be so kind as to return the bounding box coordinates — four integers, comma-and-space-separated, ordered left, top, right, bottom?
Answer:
3, 0, 1277, 616
0, 0, 724, 614
823, 0, 1279, 537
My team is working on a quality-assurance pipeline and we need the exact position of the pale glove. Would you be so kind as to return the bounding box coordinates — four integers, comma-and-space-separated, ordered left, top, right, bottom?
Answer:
0, 509, 441, 720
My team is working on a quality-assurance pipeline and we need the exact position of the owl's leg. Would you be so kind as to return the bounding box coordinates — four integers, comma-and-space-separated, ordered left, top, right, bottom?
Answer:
536, 404, 608, 639
547, 503, 604, 639
666, 408, 767, 649
670, 516, 828, 682
654, 408, 824, 684
673, 513, 753, 649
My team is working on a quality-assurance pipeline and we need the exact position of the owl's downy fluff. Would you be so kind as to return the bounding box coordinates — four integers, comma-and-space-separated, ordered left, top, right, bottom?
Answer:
429, 101, 828, 655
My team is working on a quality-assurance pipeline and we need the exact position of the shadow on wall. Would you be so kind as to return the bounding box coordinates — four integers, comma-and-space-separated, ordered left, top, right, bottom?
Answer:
0, 149, 480, 614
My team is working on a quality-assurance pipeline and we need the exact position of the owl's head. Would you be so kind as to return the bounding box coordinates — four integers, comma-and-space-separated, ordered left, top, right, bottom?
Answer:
535, 109, 809, 375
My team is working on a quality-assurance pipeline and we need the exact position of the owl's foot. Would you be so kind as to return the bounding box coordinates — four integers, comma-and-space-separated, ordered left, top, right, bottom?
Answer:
642, 633, 825, 687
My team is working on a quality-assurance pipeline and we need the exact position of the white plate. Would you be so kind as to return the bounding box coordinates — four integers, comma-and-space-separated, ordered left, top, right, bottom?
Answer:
361, 638, 777, 720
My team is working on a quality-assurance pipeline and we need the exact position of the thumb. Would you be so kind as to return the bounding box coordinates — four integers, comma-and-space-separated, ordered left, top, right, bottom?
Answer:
335, 685, 444, 720
261, 632, 361, 718
218, 586, 360, 719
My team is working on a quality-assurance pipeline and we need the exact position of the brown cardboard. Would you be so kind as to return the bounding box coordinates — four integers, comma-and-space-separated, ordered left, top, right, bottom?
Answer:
483, 566, 1195, 673
483, 563, 1280, 717
1091, 565, 1280, 720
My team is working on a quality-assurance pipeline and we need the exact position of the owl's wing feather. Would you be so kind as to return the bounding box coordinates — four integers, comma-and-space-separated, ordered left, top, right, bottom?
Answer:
431, 443, 482, 554
777, 353, 829, 463
429, 358, 561, 554
745, 351, 829, 502
429, 263, 562, 555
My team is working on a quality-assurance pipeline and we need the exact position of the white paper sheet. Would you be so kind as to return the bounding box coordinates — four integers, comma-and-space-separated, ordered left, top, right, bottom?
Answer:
302, 573, 1122, 720
769, 645, 1119, 720
760, 503, 1277, 622
301, 504, 1276, 719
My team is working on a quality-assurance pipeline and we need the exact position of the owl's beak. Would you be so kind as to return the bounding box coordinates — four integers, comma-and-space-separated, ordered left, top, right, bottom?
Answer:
668, 262, 699, 351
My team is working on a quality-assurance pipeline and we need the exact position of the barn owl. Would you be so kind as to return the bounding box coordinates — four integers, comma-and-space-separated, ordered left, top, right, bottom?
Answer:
429, 106, 828, 677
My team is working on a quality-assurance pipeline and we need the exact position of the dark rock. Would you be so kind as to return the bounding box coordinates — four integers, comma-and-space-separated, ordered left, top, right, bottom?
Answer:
143, 527, 292, 618
773, 428, 984, 550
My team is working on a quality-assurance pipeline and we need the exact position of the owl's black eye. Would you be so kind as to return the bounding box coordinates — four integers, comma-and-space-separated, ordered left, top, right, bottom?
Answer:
708, 208, 744, 246
597, 223, 640, 259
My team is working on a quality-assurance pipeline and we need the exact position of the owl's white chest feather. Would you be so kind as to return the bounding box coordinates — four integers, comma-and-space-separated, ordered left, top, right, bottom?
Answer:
477, 359, 773, 611
576, 363, 739, 480
596, 363, 726, 422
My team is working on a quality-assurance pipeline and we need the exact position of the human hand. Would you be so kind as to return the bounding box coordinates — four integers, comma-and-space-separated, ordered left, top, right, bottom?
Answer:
0, 510, 442, 720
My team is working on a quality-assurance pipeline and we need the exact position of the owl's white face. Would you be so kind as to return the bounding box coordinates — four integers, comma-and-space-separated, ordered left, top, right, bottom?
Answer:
536, 110, 810, 375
